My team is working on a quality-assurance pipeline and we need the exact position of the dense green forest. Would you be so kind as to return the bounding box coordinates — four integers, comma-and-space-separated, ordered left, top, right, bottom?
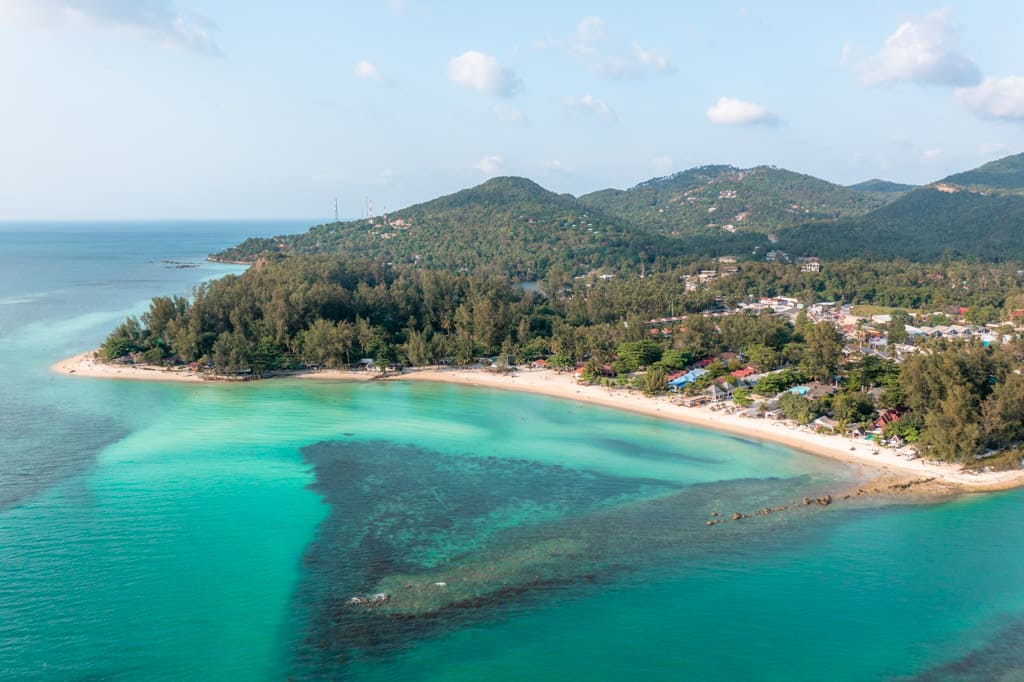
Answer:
102, 256, 1024, 371
780, 152, 1024, 261
104, 256, 1024, 372
942, 153, 1024, 192
896, 340, 1024, 463
780, 187, 1024, 261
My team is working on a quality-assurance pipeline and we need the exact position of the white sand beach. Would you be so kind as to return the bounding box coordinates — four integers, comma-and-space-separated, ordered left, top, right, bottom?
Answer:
53, 352, 1024, 493
51, 352, 207, 383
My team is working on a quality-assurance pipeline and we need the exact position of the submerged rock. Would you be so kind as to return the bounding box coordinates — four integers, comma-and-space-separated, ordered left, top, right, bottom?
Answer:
347, 593, 391, 607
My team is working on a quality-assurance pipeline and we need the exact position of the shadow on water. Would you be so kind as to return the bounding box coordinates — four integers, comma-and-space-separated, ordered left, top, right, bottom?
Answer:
898, 616, 1024, 682
288, 439, 846, 678
0, 398, 125, 510
593, 437, 723, 465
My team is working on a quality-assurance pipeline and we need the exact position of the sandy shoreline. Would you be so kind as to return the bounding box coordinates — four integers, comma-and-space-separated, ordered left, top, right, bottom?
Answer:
51, 352, 208, 383
53, 351, 1024, 493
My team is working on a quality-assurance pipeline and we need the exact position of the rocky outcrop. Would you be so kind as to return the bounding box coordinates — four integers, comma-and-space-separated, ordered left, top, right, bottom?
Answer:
347, 593, 391, 607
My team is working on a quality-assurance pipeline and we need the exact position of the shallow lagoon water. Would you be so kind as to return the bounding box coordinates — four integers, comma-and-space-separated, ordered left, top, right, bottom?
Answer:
2, 223, 1024, 680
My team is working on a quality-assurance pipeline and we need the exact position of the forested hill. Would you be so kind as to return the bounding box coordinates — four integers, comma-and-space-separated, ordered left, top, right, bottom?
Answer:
847, 179, 917, 194
577, 165, 896, 236
213, 176, 675, 279
779, 153, 1024, 261
940, 152, 1024, 192
213, 153, 1024, 272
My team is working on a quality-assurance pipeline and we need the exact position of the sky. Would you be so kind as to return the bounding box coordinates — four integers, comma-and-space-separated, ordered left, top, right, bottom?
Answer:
2, 0, 1024, 220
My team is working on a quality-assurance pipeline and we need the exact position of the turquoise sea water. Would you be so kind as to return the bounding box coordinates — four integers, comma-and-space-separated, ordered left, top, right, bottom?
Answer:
2, 222, 1024, 680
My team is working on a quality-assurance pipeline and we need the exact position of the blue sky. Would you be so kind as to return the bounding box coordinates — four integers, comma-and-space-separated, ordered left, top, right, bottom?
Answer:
2, 0, 1023, 220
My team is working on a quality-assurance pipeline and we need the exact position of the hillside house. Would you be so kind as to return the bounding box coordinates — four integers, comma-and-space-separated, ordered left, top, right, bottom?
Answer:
798, 258, 822, 273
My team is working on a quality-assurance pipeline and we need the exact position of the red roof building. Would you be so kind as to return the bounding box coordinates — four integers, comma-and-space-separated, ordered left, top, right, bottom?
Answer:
874, 407, 908, 430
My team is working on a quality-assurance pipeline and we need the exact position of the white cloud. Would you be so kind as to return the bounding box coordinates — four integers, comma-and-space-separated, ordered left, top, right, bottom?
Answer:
474, 155, 503, 176
0, 0, 221, 56
632, 44, 673, 73
564, 94, 613, 117
447, 50, 520, 97
852, 9, 981, 87
541, 16, 674, 80
706, 97, 778, 125
576, 16, 605, 42
921, 148, 943, 161
653, 155, 674, 175
955, 76, 1024, 121
584, 44, 674, 80
492, 104, 526, 123
539, 159, 564, 171
353, 60, 382, 81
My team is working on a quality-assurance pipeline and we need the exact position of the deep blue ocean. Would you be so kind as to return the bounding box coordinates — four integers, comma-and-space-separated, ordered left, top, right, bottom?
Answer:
2, 221, 1024, 681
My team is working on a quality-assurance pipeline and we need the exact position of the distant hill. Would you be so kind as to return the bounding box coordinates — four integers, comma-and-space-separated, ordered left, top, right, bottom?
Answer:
213, 177, 675, 278
848, 179, 917, 194
579, 165, 895, 237
939, 152, 1024, 192
780, 154, 1024, 261
215, 153, 1024, 274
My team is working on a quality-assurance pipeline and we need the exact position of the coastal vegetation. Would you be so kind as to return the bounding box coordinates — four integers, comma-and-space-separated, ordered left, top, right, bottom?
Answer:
96, 151, 1024, 467
100, 249, 1024, 465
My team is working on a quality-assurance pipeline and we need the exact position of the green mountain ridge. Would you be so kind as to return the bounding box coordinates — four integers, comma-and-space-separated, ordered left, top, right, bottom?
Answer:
215, 153, 1024, 271
848, 179, 917, 194
578, 164, 894, 236
780, 153, 1024, 260
938, 152, 1024, 192
215, 176, 675, 278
